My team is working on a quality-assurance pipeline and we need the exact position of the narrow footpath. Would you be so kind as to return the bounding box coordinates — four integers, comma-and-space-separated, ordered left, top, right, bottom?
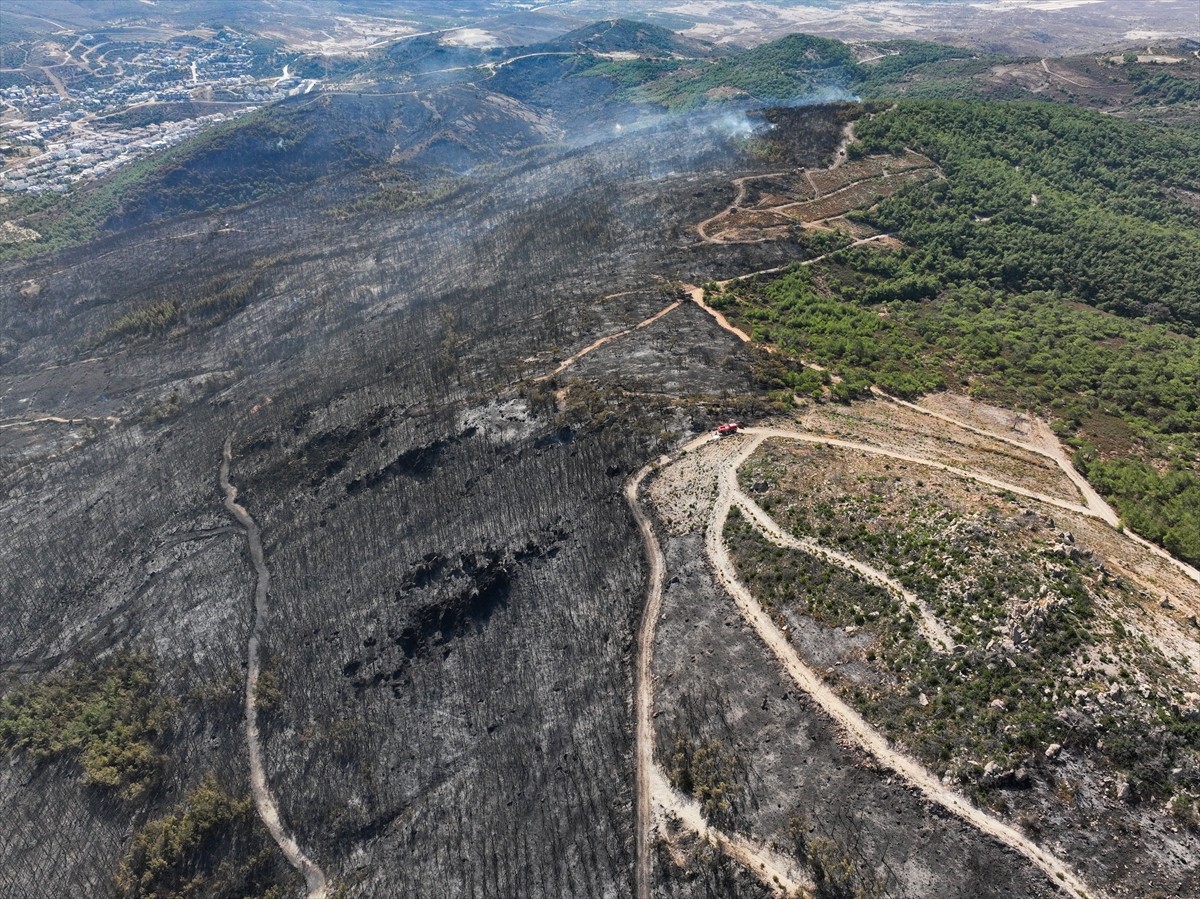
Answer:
220, 437, 329, 899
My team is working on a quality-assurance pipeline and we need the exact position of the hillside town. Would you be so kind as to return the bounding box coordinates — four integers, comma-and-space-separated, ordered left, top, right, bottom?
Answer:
0, 28, 312, 195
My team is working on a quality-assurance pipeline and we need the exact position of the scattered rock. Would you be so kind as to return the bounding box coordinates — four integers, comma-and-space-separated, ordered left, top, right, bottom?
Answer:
918, 692, 929, 707
980, 761, 1026, 789
1117, 779, 1138, 804
1045, 742, 1063, 760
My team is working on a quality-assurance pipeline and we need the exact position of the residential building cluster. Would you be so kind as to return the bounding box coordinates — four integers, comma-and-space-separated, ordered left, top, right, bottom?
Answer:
0, 29, 310, 194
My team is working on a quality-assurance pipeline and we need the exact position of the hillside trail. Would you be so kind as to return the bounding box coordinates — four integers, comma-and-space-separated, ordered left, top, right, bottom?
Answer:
695, 171, 789, 243
747, 426, 1097, 519
0, 415, 80, 429
220, 437, 329, 899
1041, 58, 1091, 89
533, 297, 681, 383
679, 233, 896, 341
628, 434, 806, 899
695, 116, 860, 244
649, 768, 809, 896
829, 119, 856, 170
706, 434, 1099, 899
770, 166, 924, 214
621, 300, 1105, 523
682, 285, 752, 342
730, 486, 954, 652
683, 275, 1197, 615
627, 460, 668, 899
871, 389, 1200, 587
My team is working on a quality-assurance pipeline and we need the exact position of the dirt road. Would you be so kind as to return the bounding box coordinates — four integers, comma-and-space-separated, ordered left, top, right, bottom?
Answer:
685, 236, 901, 325
626, 461, 667, 899
705, 434, 1098, 899
682, 284, 753, 342
0, 415, 81, 429
220, 437, 329, 899
872, 390, 1200, 587
695, 118, 864, 244
534, 298, 681, 383
1041, 58, 1091, 89
38, 66, 69, 99
731, 486, 954, 652
746, 426, 1098, 520
627, 432, 807, 898
695, 171, 788, 243
649, 768, 808, 896
692, 109, 939, 248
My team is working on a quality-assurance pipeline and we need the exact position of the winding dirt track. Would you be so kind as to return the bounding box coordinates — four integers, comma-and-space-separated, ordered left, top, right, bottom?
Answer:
695, 118, 929, 246
628, 435, 807, 899
627, 461, 667, 899
0, 415, 80, 429
649, 767, 808, 895
871, 390, 1200, 588
220, 437, 329, 899
628, 277, 1196, 895
534, 299, 681, 383
622, 107, 1194, 893
695, 121, 857, 245
683, 285, 751, 341
695, 171, 788, 243
1041, 58, 1092, 90
749, 426, 1097, 519
707, 434, 1098, 899
0, 413, 120, 431
690, 284, 1199, 590
731, 487, 954, 652
683, 232, 901, 326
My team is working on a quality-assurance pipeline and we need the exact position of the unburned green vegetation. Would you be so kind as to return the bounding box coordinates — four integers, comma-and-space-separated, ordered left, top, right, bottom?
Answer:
95, 260, 285, 345
665, 735, 742, 828
852, 101, 1200, 326
728, 443, 1200, 804
724, 505, 912, 638
587, 33, 857, 110
0, 654, 173, 800
116, 773, 290, 899
709, 98, 1200, 567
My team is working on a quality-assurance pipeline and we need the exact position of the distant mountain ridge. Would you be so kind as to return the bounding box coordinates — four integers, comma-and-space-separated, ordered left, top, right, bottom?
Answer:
534, 18, 720, 57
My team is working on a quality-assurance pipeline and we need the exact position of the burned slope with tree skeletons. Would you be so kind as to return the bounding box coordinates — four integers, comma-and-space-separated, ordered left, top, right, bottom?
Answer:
5, 16, 1198, 899
0, 88, 861, 897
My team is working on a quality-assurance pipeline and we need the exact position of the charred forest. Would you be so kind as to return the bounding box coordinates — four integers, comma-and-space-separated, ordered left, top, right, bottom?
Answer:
0, 60, 852, 897
4, 13, 1200, 899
